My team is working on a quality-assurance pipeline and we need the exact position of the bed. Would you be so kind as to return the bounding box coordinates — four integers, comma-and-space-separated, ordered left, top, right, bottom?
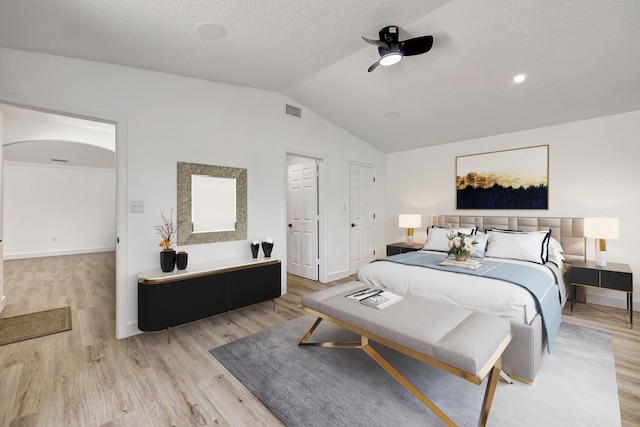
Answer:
357, 215, 586, 383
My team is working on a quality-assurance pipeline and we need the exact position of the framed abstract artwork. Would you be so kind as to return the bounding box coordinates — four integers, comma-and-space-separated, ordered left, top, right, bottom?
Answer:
456, 145, 549, 209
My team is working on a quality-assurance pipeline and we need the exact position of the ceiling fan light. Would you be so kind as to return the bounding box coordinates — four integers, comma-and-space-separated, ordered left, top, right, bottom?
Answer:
379, 52, 403, 66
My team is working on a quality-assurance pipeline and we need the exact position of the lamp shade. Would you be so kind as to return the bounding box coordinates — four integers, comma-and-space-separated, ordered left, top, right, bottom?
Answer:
584, 218, 619, 239
399, 214, 421, 228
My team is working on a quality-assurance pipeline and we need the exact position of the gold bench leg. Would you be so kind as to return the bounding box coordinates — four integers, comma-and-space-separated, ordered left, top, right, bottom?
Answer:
478, 360, 501, 427
299, 317, 361, 348
361, 337, 457, 427
298, 317, 323, 345
298, 316, 503, 427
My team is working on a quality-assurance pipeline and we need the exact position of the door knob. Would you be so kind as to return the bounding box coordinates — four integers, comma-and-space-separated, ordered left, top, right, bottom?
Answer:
351, 223, 357, 227
288, 223, 292, 228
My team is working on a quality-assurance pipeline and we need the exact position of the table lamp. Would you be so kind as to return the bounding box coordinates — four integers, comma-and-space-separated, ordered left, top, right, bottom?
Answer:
399, 214, 421, 246
584, 217, 619, 267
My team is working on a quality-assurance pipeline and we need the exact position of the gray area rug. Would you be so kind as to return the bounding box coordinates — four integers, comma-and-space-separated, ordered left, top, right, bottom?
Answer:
210, 315, 620, 427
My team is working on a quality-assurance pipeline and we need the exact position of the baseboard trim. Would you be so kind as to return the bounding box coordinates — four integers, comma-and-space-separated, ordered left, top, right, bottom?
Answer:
119, 322, 143, 340
326, 269, 351, 283
3, 247, 115, 260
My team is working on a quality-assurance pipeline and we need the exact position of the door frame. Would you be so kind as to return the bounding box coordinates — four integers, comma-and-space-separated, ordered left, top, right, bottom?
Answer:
348, 161, 376, 275
0, 93, 128, 338
285, 152, 326, 283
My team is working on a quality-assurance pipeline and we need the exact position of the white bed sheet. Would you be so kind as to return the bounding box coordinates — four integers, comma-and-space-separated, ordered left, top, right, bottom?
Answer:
357, 250, 567, 324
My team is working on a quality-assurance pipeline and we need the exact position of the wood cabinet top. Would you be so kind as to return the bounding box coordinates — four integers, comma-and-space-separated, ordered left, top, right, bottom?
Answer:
139, 257, 281, 284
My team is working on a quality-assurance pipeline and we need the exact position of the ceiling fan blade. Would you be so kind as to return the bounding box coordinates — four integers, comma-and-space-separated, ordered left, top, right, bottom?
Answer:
400, 35, 434, 56
362, 36, 390, 50
367, 60, 381, 73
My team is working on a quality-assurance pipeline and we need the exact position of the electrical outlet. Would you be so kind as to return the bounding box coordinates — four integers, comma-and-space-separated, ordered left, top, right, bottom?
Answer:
129, 200, 145, 213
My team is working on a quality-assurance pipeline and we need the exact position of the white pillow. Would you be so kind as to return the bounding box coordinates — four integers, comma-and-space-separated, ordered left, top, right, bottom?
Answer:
470, 232, 489, 258
548, 237, 565, 264
485, 229, 551, 264
422, 226, 477, 252
487, 228, 555, 261
549, 237, 564, 255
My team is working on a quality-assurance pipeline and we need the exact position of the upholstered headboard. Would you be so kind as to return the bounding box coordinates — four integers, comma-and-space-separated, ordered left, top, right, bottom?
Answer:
431, 215, 586, 263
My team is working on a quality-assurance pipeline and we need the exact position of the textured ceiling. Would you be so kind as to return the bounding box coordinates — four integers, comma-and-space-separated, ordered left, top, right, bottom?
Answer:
0, 0, 639, 153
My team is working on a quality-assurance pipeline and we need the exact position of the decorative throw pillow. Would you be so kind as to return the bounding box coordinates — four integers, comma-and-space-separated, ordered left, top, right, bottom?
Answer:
485, 229, 552, 264
470, 232, 489, 258
422, 226, 477, 252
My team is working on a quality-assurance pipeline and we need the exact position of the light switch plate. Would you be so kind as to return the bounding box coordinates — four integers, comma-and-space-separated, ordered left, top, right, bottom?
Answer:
129, 200, 145, 213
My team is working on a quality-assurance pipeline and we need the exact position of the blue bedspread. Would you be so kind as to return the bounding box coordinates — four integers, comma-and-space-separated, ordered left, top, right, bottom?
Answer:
375, 252, 562, 351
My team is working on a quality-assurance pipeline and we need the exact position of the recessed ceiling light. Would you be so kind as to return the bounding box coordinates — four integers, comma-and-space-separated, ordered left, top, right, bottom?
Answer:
385, 112, 401, 119
194, 22, 227, 40
514, 74, 526, 83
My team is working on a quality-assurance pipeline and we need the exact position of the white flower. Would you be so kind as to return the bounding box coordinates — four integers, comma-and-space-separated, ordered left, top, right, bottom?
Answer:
252, 240, 260, 245
447, 231, 478, 257
263, 237, 274, 244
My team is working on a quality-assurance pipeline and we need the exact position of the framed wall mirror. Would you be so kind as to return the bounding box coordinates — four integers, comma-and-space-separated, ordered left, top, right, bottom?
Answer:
177, 162, 247, 245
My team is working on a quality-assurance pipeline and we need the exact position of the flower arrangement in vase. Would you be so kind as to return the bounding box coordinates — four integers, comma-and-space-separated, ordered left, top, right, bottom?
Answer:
262, 237, 274, 257
155, 209, 176, 272
447, 231, 478, 262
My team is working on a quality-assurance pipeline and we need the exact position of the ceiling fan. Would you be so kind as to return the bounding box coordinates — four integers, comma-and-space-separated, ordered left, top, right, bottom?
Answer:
363, 25, 433, 72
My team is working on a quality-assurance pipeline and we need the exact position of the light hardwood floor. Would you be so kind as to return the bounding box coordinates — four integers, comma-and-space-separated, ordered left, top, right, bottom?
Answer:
0, 252, 638, 426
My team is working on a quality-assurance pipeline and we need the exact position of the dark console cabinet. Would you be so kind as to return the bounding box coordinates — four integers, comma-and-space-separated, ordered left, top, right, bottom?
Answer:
138, 258, 281, 339
228, 262, 281, 310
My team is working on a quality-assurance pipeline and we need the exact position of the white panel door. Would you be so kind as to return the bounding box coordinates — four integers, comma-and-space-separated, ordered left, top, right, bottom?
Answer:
287, 160, 319, 280
350, 164, 375, 274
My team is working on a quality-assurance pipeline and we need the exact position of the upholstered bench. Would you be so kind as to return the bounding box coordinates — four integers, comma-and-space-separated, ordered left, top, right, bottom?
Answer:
299, 281, 513, 427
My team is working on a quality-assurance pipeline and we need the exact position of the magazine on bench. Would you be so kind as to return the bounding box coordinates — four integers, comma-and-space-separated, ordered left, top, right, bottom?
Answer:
345, 288, 403, 309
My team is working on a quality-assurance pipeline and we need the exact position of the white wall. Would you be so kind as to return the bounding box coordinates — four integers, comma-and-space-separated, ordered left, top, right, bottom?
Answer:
0, 47, 386, 337
0, 109, 4, 313
3, 162, 116, 259
386, 110, 640, 309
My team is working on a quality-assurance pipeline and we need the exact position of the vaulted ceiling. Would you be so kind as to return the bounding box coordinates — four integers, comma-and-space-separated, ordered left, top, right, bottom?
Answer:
1, 0, 639, 153
1, 104, 116, 169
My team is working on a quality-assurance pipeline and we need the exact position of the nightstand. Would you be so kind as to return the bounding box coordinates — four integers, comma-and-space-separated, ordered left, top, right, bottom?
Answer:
570, 260, 633, 328
386, 242, 423, 256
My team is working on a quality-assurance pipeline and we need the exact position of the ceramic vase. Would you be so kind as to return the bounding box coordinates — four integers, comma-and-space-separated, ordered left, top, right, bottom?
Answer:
176, 252, 188, 270
160, 250, 176, 272
455, 253, 468, 262
262, 242, 273, 257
